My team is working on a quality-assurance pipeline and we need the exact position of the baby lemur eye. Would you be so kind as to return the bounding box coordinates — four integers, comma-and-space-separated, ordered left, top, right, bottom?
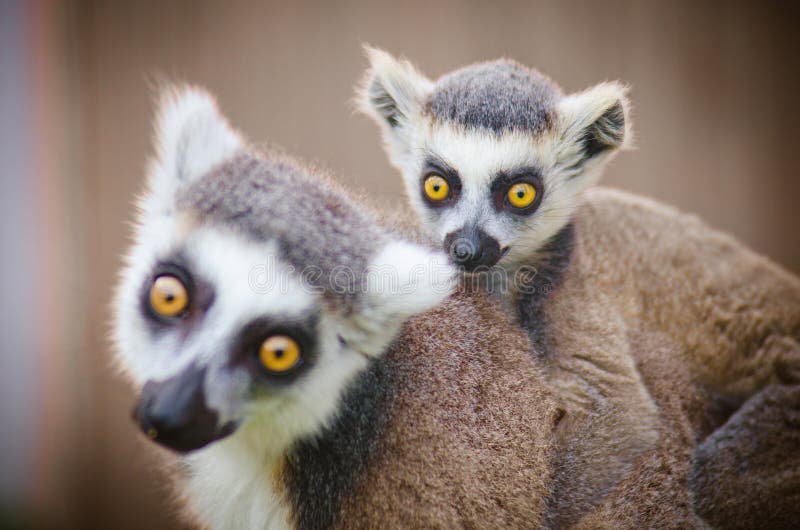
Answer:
490, 171, 543, 214
258, 335, 302, 374
423, 174, 450, 202
149, 274, 189, 318
507, 182, 537, 209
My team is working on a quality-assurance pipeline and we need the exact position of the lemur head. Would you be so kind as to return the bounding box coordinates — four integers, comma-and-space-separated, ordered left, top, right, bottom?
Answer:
114, 87, 453, 455
358, 48, 631, 271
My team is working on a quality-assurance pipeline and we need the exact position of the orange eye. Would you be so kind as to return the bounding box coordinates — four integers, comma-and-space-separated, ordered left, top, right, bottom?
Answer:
507, 182, 537, 209
259, 335, 302, 373
423, 174, 450, 201
149, 275, 189, 317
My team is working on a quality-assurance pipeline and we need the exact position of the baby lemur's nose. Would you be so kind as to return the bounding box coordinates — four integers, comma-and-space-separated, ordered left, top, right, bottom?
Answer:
452, 240, 473, 261
444, 226, 502, 271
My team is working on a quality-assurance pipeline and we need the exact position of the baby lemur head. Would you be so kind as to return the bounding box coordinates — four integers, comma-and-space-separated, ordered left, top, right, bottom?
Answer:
358, 48, 631, 272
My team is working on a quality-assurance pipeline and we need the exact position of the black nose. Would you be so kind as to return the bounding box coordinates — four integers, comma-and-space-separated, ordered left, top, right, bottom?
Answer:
133, 364, 236, 453
443, 226, 502, 271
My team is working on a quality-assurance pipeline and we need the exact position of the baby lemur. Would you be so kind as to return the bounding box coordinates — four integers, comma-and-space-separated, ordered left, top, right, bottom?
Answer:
358, 48, 628, 326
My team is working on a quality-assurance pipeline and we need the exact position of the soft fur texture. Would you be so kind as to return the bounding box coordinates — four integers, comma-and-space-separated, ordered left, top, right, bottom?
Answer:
358, 50, 799, 527
543, 188, 800, 526
427, 58, 560, 134
282, 188, 800, 529
257, 187, 800, 529
120, 87, 800, 529
690, 383, 800, 529
573, 189, 800, 400
280, 286, 562, 528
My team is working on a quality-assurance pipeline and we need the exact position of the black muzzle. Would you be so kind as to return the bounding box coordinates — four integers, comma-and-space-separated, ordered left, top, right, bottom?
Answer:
444, 226, 503, 271
132, 364, 236, 453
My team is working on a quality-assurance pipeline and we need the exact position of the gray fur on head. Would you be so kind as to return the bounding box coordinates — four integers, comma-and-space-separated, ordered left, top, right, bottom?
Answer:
358, 47, 629, 153
427, 59, 563, 135
177, 153, 387, 312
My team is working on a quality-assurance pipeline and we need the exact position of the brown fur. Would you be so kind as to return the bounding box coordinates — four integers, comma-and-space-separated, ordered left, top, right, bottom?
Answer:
309, 187, 800, 528
571, 331, 709, 529
336, 287, 562, 527
542, 187, 800, 526
574, 188, 800, 399
156, 186, 798, 528
689, 382, 800, 529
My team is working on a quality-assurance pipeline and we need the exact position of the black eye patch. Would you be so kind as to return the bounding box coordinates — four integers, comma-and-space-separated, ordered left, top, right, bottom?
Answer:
138, 256, 215, 332
419, 155, 462, 208
232, 314, 319, 385
489, 167, 544, 215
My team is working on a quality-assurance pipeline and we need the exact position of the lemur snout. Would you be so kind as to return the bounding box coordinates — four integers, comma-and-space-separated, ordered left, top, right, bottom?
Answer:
444, 226, 502, 271
133, 364, 236, 453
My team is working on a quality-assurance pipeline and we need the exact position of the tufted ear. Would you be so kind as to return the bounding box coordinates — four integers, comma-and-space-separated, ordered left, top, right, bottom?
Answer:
357, 47, 433, 145
144, 86, 244, 215
349, 240, 455, 356
554, 81, 631, 187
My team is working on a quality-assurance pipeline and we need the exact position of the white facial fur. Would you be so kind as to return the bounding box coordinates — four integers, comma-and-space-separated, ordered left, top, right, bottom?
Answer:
359, 48, 631, 270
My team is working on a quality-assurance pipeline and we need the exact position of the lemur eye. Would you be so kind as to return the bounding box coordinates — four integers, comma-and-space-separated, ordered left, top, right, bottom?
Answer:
149, 275, 189, 318
259, 335, 302, 373
423, 174, 450, 202
507, 182, 537, 209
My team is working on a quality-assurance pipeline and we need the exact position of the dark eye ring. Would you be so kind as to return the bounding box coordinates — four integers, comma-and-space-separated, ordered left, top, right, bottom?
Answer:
143, 264, 195, 323
420, 171, 461, 207
492, 176, 543, 214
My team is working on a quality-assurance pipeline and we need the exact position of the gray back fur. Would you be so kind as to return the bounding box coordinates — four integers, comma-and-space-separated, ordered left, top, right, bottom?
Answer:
426, 59, 562, 134
176, 152, 387, 313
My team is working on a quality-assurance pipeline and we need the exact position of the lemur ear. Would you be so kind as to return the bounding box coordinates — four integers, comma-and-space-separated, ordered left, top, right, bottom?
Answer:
145, 86, 244, 214
357, 46, 433, 133
352, 240, 455, 356
555, 81, 631, 181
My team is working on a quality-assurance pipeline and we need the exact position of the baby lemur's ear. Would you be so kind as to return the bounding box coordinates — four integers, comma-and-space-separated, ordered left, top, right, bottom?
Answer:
357, 46, 433, 138
555, 81, 631, 183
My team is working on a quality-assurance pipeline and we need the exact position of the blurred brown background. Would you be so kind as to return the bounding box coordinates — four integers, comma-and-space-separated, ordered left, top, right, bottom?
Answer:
1, 0, 798, 528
